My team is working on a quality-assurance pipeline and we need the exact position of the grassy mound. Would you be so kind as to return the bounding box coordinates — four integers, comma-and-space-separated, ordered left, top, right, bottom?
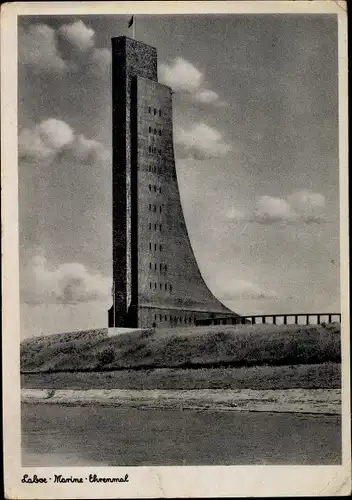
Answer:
20, 323, 341, 373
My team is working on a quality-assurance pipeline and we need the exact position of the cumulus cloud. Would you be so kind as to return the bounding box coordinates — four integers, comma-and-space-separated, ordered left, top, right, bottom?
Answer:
72, 134, 111, 164
193, 89, 226, 107
254, 196, 295, 224
19, 119, 74, 161
175, 123, 231, 159
19, 20, 111, 75
159, 57, 226, 107
287, 190, 325, 222
57, 20, 95, 52
21, 255, 111, 305
159, 57, 203, 92
19, 24, 68, 74
226, 190, 326, 225
19, 118, 109, 164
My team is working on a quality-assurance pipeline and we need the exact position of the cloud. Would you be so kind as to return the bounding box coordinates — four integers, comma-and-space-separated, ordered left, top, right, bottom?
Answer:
57, 20, 95, 52
159, 57, 202, 92
216, 278, 278, 301
21, 255, 111, 305
19, 119, 74, 161
287, 190, 325, 222
89, 48, 112, 76
254, 196, 295, 223
159, 57, 226, 107
175, 123, 231, 159
19, 21, 111, 76
226, 190, 326, 225
35, 118, 74, 150
71, 134, 111, 165
193, 88, 226, 107
19, 24, 68, 74
19, 118, 109, 164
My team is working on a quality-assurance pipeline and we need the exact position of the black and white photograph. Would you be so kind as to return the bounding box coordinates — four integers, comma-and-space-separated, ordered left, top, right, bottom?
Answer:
2, 1, 350, 498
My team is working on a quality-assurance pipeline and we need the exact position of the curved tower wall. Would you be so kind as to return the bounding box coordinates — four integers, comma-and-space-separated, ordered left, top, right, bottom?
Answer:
109, 36, 236, 328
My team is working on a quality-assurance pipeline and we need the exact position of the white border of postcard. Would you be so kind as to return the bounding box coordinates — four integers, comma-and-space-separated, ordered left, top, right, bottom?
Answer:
2, 1, 350, 498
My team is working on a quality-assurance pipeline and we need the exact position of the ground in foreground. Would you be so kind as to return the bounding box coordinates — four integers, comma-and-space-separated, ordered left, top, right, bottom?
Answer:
22, 404, 341, 466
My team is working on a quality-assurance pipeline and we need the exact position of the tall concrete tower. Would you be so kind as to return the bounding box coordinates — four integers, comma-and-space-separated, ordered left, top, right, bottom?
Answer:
108, 36, 236, 328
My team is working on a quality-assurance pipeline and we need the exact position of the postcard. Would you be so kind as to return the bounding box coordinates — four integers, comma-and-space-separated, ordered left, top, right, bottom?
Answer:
2, 1, 350, 498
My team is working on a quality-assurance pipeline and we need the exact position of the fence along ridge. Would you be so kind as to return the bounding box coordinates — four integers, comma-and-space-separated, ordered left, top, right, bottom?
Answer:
196, 313, 341, 326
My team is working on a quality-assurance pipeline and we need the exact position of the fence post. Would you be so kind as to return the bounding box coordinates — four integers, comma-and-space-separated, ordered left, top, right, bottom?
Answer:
262, 316, 266, 324
283, 315, 287, 325
295, 315, 298, 325
328, 314, 332, 323
317, 314, 320, 325
251, 316, 255, 325
306, 314, 309, 325
273, 315, 276, 325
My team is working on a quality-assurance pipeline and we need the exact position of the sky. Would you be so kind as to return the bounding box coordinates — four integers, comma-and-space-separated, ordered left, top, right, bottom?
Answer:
18, 13, 340, 338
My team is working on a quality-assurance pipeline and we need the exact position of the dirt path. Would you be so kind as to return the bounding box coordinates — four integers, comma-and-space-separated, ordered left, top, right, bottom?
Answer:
22, 388, 341, 414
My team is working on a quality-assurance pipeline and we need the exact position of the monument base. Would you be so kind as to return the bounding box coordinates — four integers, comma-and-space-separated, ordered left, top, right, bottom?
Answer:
108, 303, 237, 329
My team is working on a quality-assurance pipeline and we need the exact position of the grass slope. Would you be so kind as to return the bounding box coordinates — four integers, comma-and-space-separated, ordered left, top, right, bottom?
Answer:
21, 323, 340, 373
22, 363, 341, 390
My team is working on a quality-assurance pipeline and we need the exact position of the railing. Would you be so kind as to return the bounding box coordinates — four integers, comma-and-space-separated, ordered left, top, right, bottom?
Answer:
195, 313, 341, 327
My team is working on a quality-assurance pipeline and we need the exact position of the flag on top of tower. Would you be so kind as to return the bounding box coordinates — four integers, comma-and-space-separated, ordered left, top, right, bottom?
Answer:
128, 15, 134, 28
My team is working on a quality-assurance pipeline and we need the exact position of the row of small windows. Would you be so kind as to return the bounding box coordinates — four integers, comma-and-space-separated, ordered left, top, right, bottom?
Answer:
148, 106, 162, 117
149, 242, 163, 252
149, 262, 167, 272
149, 204, 164, 213
149, 184, 162, 194
148, 165, 161, 174
149, 223, 163, 231
149, 126, 162, 136
149, 282, 172, 292
148, 146, 162, 155
153, 314, 196, 324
